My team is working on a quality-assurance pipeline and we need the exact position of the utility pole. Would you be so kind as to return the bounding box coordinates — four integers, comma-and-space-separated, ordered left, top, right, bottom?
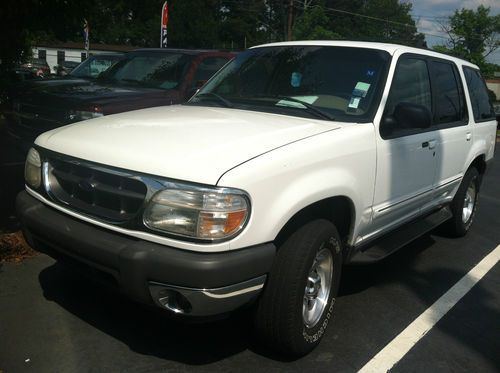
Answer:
287, 0, 294, 41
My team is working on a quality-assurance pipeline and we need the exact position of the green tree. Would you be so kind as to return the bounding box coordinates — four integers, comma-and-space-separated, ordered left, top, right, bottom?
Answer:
293, 5, 340, 40
288, 0, 424, 46
359, 0, 424, 46
436, 5, 500, 73
218, 0, 271, 49
0, 0, 37, 70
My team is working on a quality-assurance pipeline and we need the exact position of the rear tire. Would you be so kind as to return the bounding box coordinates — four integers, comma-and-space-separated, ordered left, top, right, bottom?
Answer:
443, 167, 480, 237
253, 219, 342, 357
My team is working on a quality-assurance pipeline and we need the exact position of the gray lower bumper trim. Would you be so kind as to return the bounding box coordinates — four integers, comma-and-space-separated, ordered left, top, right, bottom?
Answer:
148, 275, 267, 316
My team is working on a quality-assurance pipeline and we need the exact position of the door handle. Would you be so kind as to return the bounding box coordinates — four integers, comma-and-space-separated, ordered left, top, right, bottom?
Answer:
466, 132, 472, 141
422, 140, 436, 149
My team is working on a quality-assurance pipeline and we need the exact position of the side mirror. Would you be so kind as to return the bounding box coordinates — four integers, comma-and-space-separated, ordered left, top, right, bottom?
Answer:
394, 102, 432, 129
381, 102, 432, 136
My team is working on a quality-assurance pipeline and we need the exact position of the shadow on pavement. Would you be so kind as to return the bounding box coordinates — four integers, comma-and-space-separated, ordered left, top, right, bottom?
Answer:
38, 261, 259, 365
0, 123, 25, 232
340, 234, 436, 296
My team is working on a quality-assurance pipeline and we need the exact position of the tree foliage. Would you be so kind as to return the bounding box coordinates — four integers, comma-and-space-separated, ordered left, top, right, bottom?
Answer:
293, 4, 340, 40
435, 5, 500, 74
1, 0, 425, 71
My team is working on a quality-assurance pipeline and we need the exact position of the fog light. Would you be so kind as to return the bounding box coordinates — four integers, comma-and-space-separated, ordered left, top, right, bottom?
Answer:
157, 289, 192, 314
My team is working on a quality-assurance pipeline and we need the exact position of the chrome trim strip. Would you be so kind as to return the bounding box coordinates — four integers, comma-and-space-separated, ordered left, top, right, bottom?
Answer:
24, 187, 233, 253
376, 176, 463, 214
377, 188, 432, 213
148, 275, 267, 316
434, 175, 462, 191
203, 284, 264, 299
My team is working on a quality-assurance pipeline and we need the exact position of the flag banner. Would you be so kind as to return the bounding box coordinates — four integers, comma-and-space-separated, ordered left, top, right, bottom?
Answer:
160, 2, 168, 48
83, 19, 89, 55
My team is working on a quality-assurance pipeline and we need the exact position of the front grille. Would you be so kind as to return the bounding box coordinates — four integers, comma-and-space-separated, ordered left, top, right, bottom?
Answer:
14, 103, 67, 135
46, 157, 147, 223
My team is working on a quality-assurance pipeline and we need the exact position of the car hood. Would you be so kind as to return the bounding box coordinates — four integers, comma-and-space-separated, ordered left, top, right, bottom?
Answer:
36, 105, 340, 185
12, 79, 175, 111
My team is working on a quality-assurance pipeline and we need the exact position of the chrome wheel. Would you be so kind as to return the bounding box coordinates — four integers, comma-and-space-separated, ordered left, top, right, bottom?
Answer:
462, 179, 476, 224
303, 245, 333, 328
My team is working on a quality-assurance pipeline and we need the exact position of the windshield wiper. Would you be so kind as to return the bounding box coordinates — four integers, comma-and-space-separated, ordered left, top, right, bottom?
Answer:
255, 95, 335, 121
194, 92, 234, 108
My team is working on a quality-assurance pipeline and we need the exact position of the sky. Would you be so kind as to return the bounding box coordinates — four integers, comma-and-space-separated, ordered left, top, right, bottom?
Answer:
408, 0, 500, 64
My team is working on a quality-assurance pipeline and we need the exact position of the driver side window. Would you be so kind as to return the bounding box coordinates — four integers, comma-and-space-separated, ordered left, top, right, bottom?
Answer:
385, 58, 432, 117
381, 57, 432, 138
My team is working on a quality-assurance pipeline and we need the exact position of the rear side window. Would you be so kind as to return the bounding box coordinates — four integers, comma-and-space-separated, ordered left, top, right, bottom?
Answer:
463, 67, 495, 121
431, 61, 467, 125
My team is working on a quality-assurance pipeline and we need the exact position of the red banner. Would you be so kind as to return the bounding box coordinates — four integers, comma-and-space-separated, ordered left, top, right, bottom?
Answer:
160, 2, 168, 48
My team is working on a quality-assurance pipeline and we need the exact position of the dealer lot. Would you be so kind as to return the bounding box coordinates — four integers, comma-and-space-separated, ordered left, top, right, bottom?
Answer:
0, 134, 499, 372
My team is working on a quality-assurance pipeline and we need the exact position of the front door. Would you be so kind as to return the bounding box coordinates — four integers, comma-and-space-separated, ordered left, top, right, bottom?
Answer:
369, 55, 437, 240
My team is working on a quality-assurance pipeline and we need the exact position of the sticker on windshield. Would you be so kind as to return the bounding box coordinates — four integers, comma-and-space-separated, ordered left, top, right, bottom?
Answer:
348, 97, 361, 109
277, 96, 318, 108
291, 96, 318, 104
352, 82, 371, 98
291, 72, 302, 87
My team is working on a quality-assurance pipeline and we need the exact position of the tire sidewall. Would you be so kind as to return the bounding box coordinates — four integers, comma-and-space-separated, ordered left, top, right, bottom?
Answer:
294, 229, 343, 351
454, 168, 479, 235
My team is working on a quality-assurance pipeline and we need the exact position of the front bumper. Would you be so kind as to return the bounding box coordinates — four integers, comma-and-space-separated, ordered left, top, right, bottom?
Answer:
17, 191, 276, 316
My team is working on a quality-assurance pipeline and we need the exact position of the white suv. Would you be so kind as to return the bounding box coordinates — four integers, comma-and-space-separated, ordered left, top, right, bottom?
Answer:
17, 41, 497, 356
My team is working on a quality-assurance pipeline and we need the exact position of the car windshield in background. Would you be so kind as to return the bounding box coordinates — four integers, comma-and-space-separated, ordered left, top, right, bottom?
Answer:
189, 46, 391, 122
100, 52, 193, 90
70, 55, 123, 78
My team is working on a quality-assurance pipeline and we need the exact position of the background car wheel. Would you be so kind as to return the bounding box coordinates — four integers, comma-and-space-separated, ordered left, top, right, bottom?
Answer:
253, 219, 342, 357
443, 167, 480, 237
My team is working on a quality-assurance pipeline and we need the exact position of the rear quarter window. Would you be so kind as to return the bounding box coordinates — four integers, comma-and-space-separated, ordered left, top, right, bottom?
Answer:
463, 67, 495, 122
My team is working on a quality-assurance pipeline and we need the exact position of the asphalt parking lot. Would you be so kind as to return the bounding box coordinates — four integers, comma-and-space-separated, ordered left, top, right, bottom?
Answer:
0, 128, 499, 373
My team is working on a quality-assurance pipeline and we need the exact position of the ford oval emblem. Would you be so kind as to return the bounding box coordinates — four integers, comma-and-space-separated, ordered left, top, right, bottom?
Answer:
78, 179, 95, 192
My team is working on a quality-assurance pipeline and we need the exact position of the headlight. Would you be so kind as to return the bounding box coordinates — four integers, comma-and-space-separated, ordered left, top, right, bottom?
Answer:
25, 147, 42, 188
143, 186, 250, 241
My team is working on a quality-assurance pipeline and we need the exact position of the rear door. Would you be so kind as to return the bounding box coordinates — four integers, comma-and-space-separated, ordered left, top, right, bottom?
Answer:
423, 58, 470, 212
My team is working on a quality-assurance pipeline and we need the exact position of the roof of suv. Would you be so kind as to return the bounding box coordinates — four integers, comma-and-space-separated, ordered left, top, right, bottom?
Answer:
252, 40, 478, 69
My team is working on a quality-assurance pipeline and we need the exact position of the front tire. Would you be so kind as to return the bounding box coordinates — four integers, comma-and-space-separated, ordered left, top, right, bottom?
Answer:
444, 167, 480, 237
254, 219, 342, 357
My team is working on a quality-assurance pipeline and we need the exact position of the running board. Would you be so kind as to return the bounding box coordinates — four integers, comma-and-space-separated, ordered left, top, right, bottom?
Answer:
348, 207, 452, 264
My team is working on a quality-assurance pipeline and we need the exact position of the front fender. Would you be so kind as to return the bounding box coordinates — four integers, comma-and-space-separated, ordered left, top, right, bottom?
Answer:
219, 124, 376, 250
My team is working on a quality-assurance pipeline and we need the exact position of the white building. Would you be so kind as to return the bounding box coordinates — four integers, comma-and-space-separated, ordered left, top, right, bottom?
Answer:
486, 79, 500, 102
33, 42, 135, 73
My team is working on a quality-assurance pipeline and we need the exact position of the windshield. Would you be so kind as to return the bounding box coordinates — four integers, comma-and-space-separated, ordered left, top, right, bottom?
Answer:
100, 52, 193, 90
189, 46, 390, 122
70, 55, 122, 78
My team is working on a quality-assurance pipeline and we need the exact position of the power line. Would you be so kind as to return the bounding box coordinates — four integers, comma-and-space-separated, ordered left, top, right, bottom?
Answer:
292, 2, 451, 41
293, 1, 417, 29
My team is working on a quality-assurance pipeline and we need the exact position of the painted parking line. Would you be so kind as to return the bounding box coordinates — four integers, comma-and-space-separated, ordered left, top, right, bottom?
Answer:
359, 244, 500, 373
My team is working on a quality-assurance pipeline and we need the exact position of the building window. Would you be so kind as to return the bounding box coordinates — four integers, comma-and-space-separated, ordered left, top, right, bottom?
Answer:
38, 50, 46, 60
57, 50, 65, 65
81, 52, 87, 62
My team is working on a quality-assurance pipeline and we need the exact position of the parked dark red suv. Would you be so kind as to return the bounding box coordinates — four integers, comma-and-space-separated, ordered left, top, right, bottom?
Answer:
4, 49, 234, 151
